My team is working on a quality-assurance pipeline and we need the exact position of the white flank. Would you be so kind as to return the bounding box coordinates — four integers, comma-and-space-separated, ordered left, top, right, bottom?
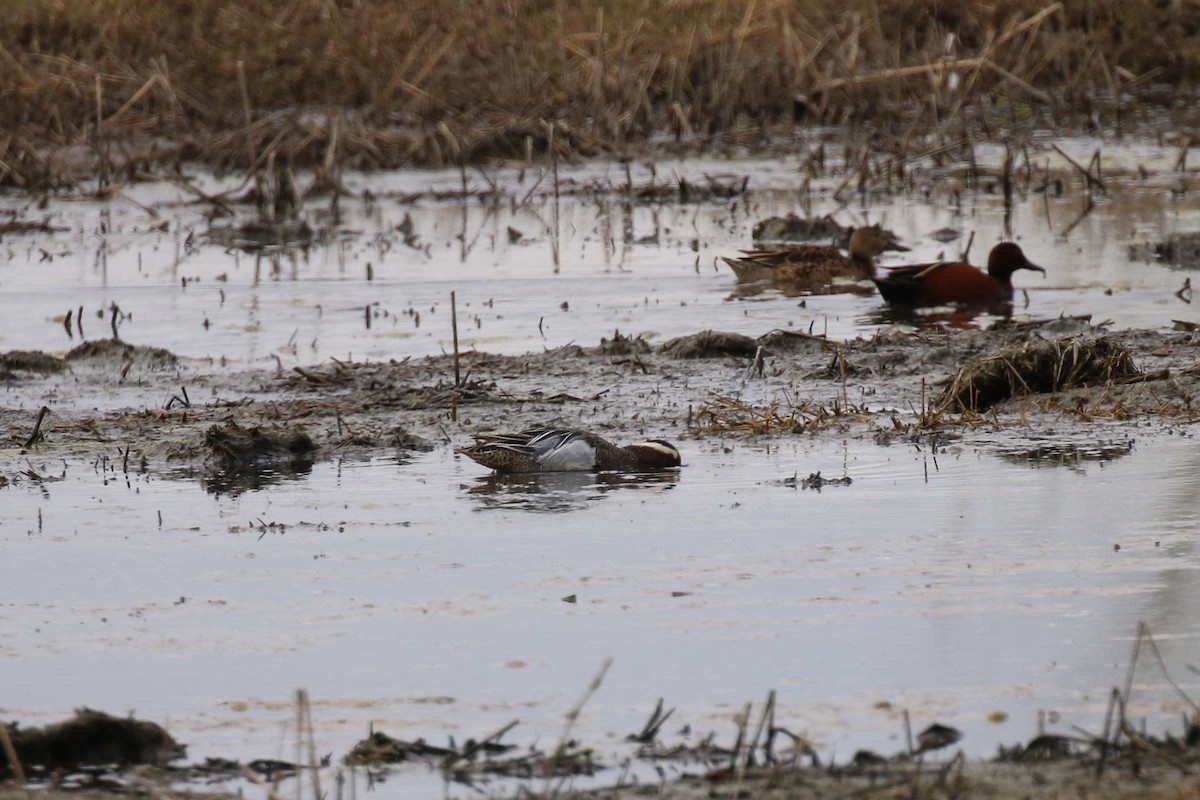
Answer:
537, 437, 597, 471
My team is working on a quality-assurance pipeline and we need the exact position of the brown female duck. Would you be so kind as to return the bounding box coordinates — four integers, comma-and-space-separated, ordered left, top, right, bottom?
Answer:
720, 224, 900, 291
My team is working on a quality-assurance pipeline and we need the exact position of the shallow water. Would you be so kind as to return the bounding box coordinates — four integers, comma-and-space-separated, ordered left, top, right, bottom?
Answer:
4, 434, 1200, 792
4, 143, 1200, 795
3, 141, 1200, 367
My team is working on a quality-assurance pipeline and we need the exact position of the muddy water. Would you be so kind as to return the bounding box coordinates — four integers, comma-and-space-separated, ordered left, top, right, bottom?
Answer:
4, 142, 1200, 795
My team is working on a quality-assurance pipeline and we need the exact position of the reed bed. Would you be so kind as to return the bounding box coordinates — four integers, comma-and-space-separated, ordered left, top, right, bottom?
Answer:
4, 0, 1200, 188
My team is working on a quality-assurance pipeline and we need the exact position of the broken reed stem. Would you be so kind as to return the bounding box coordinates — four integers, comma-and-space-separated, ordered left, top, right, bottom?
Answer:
838, 348, 848, 409
0, 718, 28, 789
544, 657, 611, 793
299, 689, 323, 800
1051, 143, 1106, 193
550, 121, 560, 270
294, 690, 303, 800
22, 406, 51, 450
444, 719, 520, 767
237, 60, 262, 196
95, 73, 109, 192
903, 708, 914, 757
450, 290, 461, 387
746, 690, 776, 767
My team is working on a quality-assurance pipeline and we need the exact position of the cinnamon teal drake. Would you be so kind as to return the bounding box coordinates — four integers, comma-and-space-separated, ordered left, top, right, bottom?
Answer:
458, 428, 682, 473
873, 242, 1045, 308
720, 224, 903, 292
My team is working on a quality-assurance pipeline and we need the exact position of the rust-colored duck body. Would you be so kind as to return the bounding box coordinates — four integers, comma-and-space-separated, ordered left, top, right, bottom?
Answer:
458, 428, 682, 473
721, 224, 898, 291
873, 242, 1045, 308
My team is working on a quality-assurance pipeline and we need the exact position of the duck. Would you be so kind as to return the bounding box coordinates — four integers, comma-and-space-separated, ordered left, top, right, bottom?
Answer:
873, 242, 1045, 308
720, 224, 901, 290
457, 428, 682, 473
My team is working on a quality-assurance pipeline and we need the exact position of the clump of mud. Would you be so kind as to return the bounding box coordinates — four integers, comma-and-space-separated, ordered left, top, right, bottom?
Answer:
204, 421, 316, 470
1, 350, 68, 378
1, 708, 185, 777
66, 339, 178, 371
938, 337, 1141, 412
659, 330, 759, 359
201, 421, 318, 495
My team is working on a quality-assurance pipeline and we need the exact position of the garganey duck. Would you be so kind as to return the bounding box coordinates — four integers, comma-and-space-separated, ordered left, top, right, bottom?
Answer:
458, 428, 682, 473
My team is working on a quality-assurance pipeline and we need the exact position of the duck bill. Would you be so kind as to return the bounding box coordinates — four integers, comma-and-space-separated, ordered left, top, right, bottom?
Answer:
1022, 260, 1046, 275
884, 235, 910, 252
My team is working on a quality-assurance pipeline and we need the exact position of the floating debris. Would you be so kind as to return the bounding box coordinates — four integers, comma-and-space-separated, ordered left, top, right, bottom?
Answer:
344, 730, 457, 765
634, 174, 748, 203
916, 722, 962, 753
752, 214, 846, 244
780, 471, 853, 489
1131, 231, 1200, 268
752, 214, 906, 251
207, 219, 314, 252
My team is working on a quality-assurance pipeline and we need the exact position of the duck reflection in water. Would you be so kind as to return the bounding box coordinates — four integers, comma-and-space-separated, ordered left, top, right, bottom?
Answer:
860, 303, 1017, 331
464, 469, 679, 513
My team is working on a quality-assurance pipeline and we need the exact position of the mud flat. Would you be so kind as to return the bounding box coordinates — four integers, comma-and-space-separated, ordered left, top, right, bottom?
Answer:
3, 316, 1198, 484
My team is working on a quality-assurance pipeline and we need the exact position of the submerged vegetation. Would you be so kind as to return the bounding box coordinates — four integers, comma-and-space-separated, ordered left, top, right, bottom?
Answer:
4, 0, 1200, 187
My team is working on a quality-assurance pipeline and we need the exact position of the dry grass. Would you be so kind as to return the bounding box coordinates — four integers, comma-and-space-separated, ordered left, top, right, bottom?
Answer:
694, 392, 870, 434
4, 1, 1200, 188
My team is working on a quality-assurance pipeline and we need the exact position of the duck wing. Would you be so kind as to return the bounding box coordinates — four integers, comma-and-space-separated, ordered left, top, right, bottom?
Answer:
476, 428, 604, 470
722, 244, 847, 283
735, 244, 843, 267
872, 261, 946, 305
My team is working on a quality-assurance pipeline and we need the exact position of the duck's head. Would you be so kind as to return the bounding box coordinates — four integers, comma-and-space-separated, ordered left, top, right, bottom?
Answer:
849, 224, 908, 259
987, 242, 1045, 280
624, 439, 683, 468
